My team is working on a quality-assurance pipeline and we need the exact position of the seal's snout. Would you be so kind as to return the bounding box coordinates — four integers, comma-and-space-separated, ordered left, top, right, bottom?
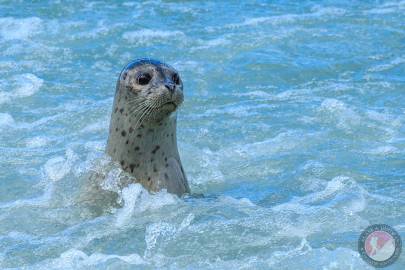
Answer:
164, 83, 175, 94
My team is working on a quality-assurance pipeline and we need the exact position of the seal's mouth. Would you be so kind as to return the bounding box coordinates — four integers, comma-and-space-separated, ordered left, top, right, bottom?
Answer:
161, 101, 177, 109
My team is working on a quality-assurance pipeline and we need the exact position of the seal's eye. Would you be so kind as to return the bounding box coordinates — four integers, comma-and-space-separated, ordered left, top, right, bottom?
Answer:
137, 73, 152, 85
172, 73, 180, 85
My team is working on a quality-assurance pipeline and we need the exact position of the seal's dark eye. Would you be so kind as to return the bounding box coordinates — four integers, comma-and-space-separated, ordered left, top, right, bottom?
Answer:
137, 73, 152, 85
172, 73, 180, 85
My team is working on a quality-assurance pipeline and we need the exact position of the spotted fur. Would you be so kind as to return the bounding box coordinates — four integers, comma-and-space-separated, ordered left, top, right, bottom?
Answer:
106, 59, 190, 196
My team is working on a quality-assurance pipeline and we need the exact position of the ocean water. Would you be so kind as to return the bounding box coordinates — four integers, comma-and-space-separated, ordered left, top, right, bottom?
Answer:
0, 0, 404, 269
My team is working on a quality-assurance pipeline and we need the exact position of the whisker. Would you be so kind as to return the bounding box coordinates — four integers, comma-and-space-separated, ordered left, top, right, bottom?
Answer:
128, 103, 148, 117
126, 98, 146, 105
127, 100, 147, 110
133, 105, 151, 129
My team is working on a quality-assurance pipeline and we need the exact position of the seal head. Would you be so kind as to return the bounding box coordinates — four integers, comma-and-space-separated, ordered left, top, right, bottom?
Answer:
106, 59, 190, 196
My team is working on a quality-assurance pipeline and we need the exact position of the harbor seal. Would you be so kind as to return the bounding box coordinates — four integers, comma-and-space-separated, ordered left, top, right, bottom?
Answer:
106, 59, 190, 196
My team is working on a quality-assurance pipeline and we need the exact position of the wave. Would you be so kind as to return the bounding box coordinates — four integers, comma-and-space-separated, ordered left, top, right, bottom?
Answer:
122, 29, 185, 45
0, 17, 42, 40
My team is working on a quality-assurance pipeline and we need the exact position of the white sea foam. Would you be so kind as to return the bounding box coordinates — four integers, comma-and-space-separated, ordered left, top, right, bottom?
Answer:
122, 29, 185, 45
115, 184, 144, 226
115, 184, 179, 226
43, 149, 78, 182
310, 6, 346, 16
234, 131, 304, 158
192, 37, 230, 50
237, 88, 311, 102
26, 136, 49, 148
0, 113, 15, 126
366, 145, 400, 156
219, 196, 256, 207
25, 248, 145, 269
368, 56, 405, 72
172, 60, 205, 74
236, 90, 273, 99
84, 140, 105, 152
144, 222, 177, 254
0, 73, 43, 104
366, 0, 405, 14
278, 176, 366, 210
0, 183, 54, 209
222, 7, 345, 29
205, 103, 271, 117
185, 146, 225, 186
0, 92, 11, 104
267, 240, 372, 269
222, 14, 298, 29
82, 118, 108, 133
14, 74, 44, 97
0, 17, 42, 40
144, 213, 194, 256
272, 176, 368, 237
0, 3, 403, 270
319, 98, 361, 130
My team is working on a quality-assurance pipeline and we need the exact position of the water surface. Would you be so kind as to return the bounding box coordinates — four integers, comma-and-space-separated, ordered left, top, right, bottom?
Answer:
0, 1, 404, 269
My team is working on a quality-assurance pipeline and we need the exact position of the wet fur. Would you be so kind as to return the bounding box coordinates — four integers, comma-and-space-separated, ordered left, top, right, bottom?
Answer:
106, 59, 190, 196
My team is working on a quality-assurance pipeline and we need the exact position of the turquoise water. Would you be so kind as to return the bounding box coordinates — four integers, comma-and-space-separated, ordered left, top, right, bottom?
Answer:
1, 0, 404, 269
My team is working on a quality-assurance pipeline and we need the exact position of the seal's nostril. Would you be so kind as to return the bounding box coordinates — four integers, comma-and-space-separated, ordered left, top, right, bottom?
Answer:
165, 84, 175, 94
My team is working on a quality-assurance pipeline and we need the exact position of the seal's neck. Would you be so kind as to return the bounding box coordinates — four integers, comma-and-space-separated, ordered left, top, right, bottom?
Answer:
107, 111, 180, 179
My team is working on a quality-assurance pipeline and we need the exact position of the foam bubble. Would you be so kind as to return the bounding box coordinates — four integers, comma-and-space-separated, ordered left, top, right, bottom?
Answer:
204, 103, 271, 117
272, 176, 368, 236
172, 60, 205, 75
310, 6, 346, 16
13, 73, 44, 97
44, 157, 70, 182
219, 196, 256, 207
226, 15, 298, 28
366, 145, 400, 155
234, 131, 304, 158
0, 73, 43, 104
192, 37, 230, 50
0, 17, 42, 40
26, 136, 49, 148
84, 140, 105, 152
82, 118, 108, 133
115, 184, 179, 226
43, 149, 78, 182
267, 240, 372, 269
236, 90, 273, 99
366, 0, 405, 14
319, 98, 361, 130
267, 238, 312, 266
222, 7, 345, 29
288, 176, 366, 209
186, 147, 225, 186
144, 213, 194, 256
0, 113, 15, 126
0, 182, 54, 209
368, 56, 405, 72
31, 248, 145, 269
145, 222, 177, 254
0, 92, 11, 104
178, 213, 195, 231
122, 29, 185, 45
115, 184, 144, 226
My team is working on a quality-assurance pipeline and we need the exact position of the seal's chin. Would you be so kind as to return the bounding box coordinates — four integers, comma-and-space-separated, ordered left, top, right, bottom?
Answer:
161, 102, 177, 110
148, 101, 178, 123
